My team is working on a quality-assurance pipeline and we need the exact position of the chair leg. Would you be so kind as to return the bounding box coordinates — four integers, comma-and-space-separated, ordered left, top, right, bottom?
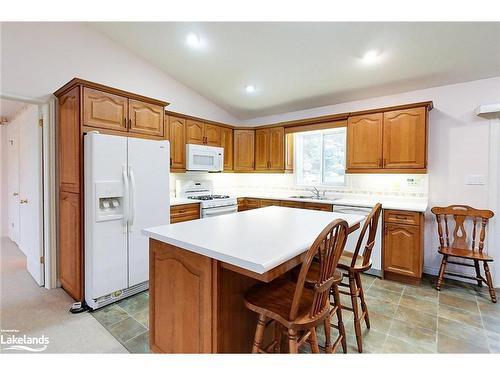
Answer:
288, 328, 299, 354
474, 260, 483, 287
355, 272, 370, 329
483, 261, 497, 303
252, 314, 267, 353
332, 283, 347, 354
309, 328, 320, 354
323, 311, 332, 353
436, 255, 448, 291
273, 322, 282, 353
349, 272, 363, 353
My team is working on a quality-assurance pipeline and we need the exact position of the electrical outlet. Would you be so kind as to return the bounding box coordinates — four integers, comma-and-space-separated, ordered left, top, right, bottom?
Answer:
406, 178, 420, 187
465, 174, 486, 185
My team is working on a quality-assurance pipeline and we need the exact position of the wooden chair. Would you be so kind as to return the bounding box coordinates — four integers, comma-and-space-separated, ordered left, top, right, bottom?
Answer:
244, 219, 349, 353
431, 205, 496, 303
336, 203, 382, 353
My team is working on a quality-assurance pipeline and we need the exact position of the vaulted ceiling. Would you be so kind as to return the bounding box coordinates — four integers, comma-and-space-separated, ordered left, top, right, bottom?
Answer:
91, 22, 500, 120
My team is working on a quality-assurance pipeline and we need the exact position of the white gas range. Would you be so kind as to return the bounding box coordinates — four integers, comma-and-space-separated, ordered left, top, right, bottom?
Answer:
175, 180, 238, 218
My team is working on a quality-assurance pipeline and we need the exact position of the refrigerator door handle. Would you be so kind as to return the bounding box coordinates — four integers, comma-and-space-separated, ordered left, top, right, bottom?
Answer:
129, 165, 137, 229
122, 165, 129, 233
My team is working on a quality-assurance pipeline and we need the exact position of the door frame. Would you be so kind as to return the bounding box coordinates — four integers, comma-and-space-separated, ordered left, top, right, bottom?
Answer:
0, 93, 57, 289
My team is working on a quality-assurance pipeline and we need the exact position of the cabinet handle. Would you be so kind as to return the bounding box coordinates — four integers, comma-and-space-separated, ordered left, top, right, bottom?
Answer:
395, 215, 408, 220
123, 118, 127, 127
128, 118, 132, 129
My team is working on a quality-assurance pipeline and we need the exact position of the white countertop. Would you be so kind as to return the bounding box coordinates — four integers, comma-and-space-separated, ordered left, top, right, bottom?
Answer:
143, 206, 364, 274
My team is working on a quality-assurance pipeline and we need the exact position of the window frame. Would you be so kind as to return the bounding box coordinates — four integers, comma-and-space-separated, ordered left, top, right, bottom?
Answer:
293, 126, 347, 188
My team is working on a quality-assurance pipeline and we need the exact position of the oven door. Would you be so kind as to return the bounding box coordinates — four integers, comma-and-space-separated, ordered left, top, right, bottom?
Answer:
186, 144, 224, 172
202, 205, 238, 218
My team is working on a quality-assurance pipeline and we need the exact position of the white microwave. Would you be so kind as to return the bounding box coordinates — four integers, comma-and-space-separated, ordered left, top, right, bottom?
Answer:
186, 144, 224, 172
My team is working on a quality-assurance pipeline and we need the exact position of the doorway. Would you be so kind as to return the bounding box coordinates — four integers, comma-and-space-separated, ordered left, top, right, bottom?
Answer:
1, 98, 45, 286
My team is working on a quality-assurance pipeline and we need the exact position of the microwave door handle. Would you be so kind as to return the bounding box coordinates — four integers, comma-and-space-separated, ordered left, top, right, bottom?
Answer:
122, 165, 129, 233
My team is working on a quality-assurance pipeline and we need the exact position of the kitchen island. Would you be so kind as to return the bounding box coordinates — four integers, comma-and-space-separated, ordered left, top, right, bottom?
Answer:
142, 206, 364, 353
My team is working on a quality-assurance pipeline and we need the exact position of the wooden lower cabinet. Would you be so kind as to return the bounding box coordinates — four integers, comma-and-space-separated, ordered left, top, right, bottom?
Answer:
383, 209, 424, 285
170, 203, 200, 223
259, 199, 281, 207
238, 197, 330, 212
280, 200, 305, 209
303, 202, 333, 211
59, 191, 82, 301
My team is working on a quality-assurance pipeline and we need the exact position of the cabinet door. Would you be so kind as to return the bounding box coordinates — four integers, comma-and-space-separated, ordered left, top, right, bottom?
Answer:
58, 87, 81, 193
205, 124, 221, 147
220, 127, 233, 171
169, 116, 186, 170
128, 99, 164, 137
186, 120, 205, 145
383, 223, 421, 278
233, 130, 255, 171
347, 113, 383, 169
285, 133, 294, 172
59, 191, 82, 301
383, 107, 426, 169
269, 127, 285, 171
254, 129, 270, 171
83, 87, 128, 131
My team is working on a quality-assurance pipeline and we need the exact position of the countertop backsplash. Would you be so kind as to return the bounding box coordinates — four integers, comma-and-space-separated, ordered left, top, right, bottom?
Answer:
170, 172, 429, 200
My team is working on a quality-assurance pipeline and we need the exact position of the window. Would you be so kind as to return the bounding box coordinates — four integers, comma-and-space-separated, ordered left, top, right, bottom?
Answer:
294, 127, 346, 186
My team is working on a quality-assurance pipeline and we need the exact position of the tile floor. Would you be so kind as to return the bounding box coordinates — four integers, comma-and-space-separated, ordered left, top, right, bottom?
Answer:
91, 273, 500, 354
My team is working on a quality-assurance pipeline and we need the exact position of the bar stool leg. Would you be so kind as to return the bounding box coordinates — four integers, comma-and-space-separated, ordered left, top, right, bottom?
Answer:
349, 272, 363, 353
356, 272, 370, 329
288, 328, 299, 354
323, 311, 332, 353
332, 283, 347, 353
309, 328, 320, 353
252, 314, 267, 353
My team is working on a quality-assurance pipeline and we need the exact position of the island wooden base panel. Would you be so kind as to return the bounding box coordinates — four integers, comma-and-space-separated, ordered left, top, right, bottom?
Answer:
149, 239, 275, 353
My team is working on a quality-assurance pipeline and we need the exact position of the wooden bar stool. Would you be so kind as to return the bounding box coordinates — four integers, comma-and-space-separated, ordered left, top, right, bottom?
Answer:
336, 203, 382, 353
432, 205, 496, 303
244, 219, 349, 354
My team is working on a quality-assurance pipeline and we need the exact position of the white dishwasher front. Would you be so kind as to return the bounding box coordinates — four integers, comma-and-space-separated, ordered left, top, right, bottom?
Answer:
332, 205, 382, 277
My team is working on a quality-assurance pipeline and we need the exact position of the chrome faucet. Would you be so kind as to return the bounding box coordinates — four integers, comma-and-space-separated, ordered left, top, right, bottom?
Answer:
308, 186, 321, 199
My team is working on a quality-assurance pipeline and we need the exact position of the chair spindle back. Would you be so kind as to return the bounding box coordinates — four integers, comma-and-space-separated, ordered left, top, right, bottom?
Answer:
351, 203, 382, 268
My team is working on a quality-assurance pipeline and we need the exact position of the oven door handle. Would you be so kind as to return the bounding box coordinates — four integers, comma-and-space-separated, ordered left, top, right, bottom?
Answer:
203, 205, 238, 217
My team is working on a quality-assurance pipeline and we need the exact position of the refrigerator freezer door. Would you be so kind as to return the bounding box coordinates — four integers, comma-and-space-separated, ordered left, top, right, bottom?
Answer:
127, 138, 170, 286
84, 133, 129, 303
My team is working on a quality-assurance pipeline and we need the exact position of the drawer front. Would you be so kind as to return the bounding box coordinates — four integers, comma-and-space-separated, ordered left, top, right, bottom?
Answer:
280, 200, 305, 209
303, 202, 333, 212
245, 198, 260, 210
259, 199, 281, 207
384, 209, 420, 225
171, 204, 200, 223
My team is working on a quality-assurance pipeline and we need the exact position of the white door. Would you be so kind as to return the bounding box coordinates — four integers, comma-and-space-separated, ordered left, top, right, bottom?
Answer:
18, 105, 44, 286
7, 121, 20, 245
127, 138, 170, 286
84, 133, 128, 302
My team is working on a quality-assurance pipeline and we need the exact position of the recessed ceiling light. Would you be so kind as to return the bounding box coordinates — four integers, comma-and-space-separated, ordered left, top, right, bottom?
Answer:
362, 50, 381, 64
186, 33, 202, 48
245, 85, 256, 93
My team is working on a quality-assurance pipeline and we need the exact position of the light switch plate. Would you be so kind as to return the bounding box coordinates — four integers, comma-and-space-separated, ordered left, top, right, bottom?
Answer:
465, 174, 486, 185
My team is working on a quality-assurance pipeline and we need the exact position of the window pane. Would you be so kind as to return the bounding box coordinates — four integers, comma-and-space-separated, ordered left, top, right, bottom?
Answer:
323, 129, 346, 185
299, 132, 322, 184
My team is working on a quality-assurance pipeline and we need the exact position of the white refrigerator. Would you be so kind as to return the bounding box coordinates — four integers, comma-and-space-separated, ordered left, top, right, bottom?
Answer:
84, 132, 170, 310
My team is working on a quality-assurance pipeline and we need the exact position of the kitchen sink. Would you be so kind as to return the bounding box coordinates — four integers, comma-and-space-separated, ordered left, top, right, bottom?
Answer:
289, 195, 329, 200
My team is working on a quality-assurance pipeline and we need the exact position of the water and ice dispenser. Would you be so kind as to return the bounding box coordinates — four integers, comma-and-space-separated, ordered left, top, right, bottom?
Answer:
95, 181, 124, 222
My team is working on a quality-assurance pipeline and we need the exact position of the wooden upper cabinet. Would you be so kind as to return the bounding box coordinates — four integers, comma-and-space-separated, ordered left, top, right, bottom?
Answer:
205, 124, 221, 147
169, 116, 186, 171
58, 87, 81, 193
269, 127, 285, 171
220, 127, 233, 171
233, 130, 255, 171
347, 113, 383, 170
383, 107, 426, 169
186, 120, 205, 145
255, 127, 285, 171
128, 99, 164, 137
83, 87, 128, 131
285, 133, 294, 172
255, 129, 270, 171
